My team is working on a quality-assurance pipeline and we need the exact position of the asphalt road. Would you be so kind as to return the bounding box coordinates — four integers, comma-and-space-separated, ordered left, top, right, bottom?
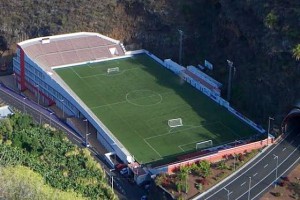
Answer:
198, 128, 300, 200
0, 83, 145, 200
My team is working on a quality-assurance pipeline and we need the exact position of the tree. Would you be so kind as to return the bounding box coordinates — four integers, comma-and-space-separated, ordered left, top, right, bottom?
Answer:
292, 44, 300, 61
264, 11, 278, 29
198, 160, 211, 178
0, 165, 86, 200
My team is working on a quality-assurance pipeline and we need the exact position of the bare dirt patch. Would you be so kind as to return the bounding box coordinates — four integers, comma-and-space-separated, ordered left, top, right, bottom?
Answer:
260, 164, 300, 200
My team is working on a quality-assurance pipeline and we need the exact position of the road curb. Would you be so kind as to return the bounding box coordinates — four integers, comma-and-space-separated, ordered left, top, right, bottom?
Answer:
193, 133, 289, 200
192, 142, 279, 200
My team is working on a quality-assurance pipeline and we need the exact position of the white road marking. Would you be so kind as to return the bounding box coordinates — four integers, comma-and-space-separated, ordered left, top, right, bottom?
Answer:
203, 133, 293, 200
253, 173, 258, 177
264, 164, 268, 168
252, 155, 300, 199
282, 147, 286, 151
291, 140, 295, 144
241, 182, 246, 186
73, 137, 80, 143
235, 144, 300, 200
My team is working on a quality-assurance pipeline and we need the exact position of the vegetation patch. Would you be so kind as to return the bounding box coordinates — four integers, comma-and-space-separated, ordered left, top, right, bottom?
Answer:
0, 112, 116, 200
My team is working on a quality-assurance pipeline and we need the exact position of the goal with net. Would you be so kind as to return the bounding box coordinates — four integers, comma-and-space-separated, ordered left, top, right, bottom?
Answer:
168, 118, 183, 128
196, 140, 213, 150
107, 67, 119, 74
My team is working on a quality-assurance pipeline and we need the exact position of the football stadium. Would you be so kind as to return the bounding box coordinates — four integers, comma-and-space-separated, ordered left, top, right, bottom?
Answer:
13, 32, 263, 172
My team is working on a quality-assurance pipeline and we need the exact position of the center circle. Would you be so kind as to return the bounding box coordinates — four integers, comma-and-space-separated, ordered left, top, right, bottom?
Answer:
126, 90, 162, 106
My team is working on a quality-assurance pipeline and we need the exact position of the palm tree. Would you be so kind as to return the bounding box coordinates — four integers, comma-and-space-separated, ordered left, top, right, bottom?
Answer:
292, 44, 300, 61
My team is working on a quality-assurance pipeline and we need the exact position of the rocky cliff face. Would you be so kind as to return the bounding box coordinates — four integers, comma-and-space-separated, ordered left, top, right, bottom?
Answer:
0, 0, 299, 125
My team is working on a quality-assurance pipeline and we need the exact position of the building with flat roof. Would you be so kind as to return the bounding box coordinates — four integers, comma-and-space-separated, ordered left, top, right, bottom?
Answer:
0, 105, 14, 119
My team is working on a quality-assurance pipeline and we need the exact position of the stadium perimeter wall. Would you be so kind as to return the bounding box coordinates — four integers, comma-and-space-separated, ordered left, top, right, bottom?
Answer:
149, 137, 274, 175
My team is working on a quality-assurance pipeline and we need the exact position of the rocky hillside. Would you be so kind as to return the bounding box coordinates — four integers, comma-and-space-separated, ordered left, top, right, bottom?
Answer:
0, 0, 299, 125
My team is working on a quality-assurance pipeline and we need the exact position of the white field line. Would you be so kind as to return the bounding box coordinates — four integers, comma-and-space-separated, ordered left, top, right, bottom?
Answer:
178, 145, 185, 152
282, 147, 286, 151
145, 121, 221, 141
241, 182, 246, 186
235, 144, 300, 200
143, 139, 162, 158
80, 67, 140, 78
202, 132, 293, 200
70, 67, 82, 78
106, 102, 163, 159
219, 121, 243, 139
91, 91, 170, 110
253, 173, 258, 177
90, 100, 127, 109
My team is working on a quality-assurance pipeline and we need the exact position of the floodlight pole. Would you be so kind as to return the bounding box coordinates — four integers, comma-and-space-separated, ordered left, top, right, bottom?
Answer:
86, 132, 91, 147
49, 112, 54, 127
226, 60, 235, 102
267, 117, 274, 146
109, 169, 115, 190
83, 119, 88, 146
224, 188, 232, 200
273, 154, 278, 188
178, 30, 184, 65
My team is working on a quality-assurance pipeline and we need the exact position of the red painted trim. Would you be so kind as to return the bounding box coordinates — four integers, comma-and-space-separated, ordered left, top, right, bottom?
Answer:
25, 80, 56, 106
18, 45, 26, 91
14, 71, 56, 106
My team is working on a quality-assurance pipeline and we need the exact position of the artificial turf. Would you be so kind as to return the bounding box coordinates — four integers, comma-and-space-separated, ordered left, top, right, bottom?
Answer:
54, 54, 258, 164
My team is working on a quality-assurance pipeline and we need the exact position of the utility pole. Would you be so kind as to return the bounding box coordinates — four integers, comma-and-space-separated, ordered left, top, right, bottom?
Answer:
83, 119, 88, 146
23, 97, 26, 113
224, 188, 232, 200
86, 133, 91, 147
178, 30, 184, 65
49, 112, 54, 127
109, 169, 115, 191
226, 60, 235, 102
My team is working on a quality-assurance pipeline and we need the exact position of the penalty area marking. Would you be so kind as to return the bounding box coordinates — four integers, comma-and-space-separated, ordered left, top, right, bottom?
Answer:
80, 67, 140, 79
218, 121, 243, 139
145, 121, 222, 141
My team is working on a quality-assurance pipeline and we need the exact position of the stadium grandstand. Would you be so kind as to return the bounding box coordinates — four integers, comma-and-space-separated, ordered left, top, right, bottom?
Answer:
13, 32, 135, 163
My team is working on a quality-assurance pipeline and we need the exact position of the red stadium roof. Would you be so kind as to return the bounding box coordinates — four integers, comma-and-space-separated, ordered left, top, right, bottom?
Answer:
18, 32, 125, 69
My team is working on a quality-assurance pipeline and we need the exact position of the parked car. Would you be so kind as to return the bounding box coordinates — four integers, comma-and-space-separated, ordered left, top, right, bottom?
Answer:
115, 163, 127, 171
140, 195, 147, 200
120, 167, 129, 175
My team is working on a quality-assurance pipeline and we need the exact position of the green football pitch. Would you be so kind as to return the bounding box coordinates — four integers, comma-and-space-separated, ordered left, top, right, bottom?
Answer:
54, 54, 257, 164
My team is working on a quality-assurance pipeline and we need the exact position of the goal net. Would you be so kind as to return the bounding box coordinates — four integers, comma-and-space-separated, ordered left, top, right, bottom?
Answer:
196, 140, 213, 150
168, 118, 183, 128
107, 67, 119, 74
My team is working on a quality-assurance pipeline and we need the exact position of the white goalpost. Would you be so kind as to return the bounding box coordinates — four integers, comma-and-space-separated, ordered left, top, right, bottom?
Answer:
196, 140, 213, 150
168, 118, 183, 128
107, 67, 119, 74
